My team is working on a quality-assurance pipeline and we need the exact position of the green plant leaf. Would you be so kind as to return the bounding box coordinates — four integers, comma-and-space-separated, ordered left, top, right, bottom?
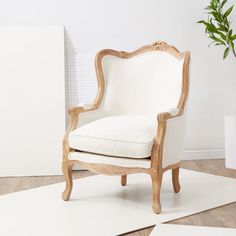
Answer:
198, 0, 236, 59
205, 6, 213, 10
219, 32, 226, 40
223, 47, 230, 59
223, 5, 234, 18
221, 0, 228, 8
217, 24, 228, 32
211, 11, 221, 22
197, 20, 206, 24
209, 34, 226, 45
231, 34, 236, 40
206, 22, 218, 33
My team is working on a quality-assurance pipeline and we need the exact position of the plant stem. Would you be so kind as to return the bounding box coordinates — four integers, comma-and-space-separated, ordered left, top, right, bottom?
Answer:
231, 46, 236, 58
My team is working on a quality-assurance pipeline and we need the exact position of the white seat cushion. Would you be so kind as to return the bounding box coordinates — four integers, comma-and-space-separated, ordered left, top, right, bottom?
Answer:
69, 116, 157, 158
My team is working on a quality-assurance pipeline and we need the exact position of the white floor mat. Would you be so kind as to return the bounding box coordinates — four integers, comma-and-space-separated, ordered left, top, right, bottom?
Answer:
150, 224, 236, 236
0, 169, 235, 236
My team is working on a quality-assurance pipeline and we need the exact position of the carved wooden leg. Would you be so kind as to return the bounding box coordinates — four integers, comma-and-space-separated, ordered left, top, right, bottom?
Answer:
121, 175, 127, 186
62, 162, 73, 201
172, 167, 181, 193
151, 170, 163, 214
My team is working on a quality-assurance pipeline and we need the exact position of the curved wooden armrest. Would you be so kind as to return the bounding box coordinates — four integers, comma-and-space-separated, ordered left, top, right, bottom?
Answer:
157, 108, 183, 123
67, 102, 97, 132
69, 102, 96, 115
151, 108, 184, 169
63, 102, 99, 158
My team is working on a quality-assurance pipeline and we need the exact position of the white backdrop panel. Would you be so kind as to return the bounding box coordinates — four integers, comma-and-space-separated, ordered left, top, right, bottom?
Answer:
0, 26, 65, 176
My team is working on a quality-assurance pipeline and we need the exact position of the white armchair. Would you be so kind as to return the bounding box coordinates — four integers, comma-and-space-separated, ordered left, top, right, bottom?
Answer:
62, 41, 190, 213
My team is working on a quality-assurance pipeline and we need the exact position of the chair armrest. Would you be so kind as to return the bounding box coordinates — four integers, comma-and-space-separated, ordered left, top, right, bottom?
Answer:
152, 107, 186, 169
157, 108, 182, 123
63, 102, 99, 158
69, 102, 96, 115
67, 102, 99, 132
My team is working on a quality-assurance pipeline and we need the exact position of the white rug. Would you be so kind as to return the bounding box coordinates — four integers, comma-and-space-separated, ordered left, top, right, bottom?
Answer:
0, 169, 236, 236
150, 224, 236, 236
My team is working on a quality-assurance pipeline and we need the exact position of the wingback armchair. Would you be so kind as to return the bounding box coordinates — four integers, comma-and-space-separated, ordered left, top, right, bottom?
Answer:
62, 41, 190, 214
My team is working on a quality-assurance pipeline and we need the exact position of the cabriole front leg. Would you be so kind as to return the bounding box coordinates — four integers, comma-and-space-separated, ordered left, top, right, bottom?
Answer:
172, 167, 181, 193
62, 161, 73, 201
151, 170, 163, 214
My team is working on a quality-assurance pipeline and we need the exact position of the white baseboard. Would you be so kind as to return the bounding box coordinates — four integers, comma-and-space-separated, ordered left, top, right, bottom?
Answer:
183, 149, 225, 160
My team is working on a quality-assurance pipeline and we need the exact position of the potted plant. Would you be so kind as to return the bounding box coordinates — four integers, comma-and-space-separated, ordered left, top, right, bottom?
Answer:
198, 0, 236, 59
198, 0, 236, 169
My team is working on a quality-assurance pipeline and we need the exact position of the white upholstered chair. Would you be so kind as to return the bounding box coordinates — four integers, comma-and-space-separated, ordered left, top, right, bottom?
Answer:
62, 41, 190, 213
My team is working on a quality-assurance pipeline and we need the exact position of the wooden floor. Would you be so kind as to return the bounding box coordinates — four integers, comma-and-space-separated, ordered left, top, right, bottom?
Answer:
0, 159, 236, 236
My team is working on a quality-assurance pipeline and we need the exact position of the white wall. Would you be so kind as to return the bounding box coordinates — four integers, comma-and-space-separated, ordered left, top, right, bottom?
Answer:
0, 0, 236, 159
0, 26, 65, 176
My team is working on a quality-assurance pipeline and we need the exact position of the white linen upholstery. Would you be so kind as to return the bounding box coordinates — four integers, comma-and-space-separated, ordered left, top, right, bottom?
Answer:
77, 51, 184, 128
69, 115, 157, 158
69, 50, 187, 168
162, 114, 186, 167
69, 151, 151, 168
100, 52, 184, 116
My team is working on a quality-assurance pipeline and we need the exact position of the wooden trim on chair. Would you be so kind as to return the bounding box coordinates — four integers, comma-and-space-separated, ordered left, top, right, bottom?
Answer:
70, 160, 151, 175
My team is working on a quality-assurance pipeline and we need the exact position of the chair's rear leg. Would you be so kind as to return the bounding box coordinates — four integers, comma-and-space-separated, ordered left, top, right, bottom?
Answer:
62, 163, 73, 201
151, 170, 163, 214
121, 175, 127, 186
172, 167, 181, 193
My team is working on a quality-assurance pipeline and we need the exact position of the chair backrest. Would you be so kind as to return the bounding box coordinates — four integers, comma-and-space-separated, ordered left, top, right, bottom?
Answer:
94, 41, 190, 117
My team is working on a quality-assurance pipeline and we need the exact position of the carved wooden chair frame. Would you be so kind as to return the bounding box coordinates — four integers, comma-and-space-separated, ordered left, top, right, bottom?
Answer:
62, 41, 190, 213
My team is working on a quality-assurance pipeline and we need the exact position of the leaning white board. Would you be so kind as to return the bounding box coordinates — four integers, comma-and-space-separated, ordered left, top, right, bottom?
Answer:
0, 26, 65, 176
225, 115, 236, 169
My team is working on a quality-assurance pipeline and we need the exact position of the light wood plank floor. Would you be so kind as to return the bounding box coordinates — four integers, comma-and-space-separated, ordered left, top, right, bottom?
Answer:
0, 159, 235, 236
